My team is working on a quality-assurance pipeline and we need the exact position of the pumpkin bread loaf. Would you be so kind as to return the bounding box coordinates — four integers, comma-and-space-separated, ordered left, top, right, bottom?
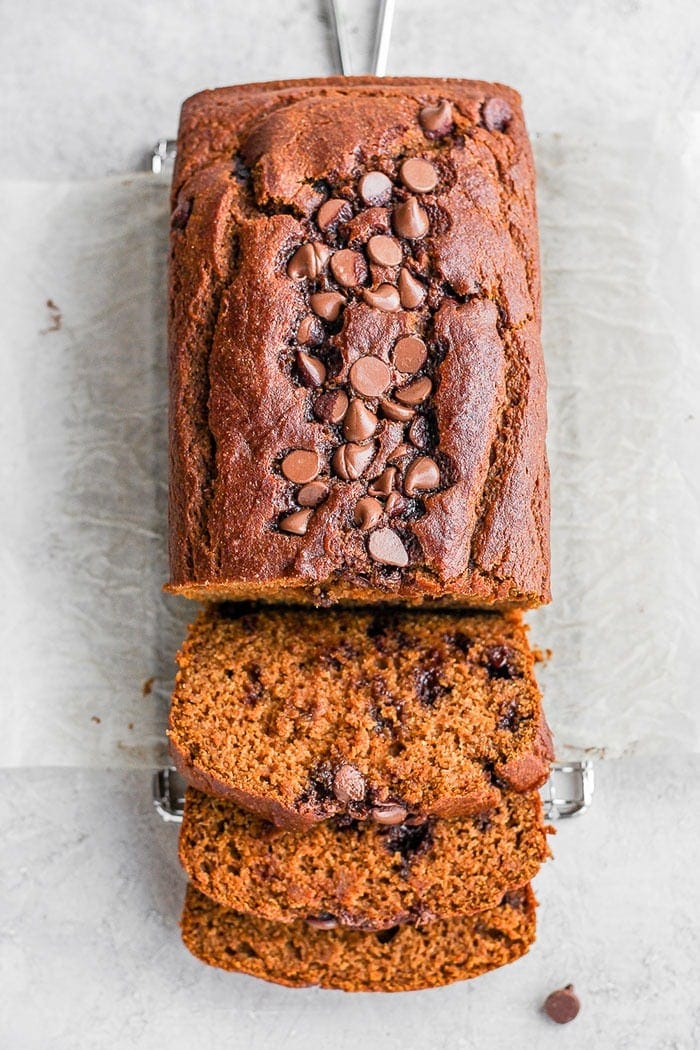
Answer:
167, 77, 549, 608
168, 604, 553, 830
180, 882, 537, 991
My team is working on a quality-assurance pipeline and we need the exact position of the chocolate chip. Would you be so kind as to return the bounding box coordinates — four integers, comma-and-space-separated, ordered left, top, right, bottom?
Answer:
349, 356, 392, 397
366, 234, 402, 267
368, 467, 397, 498
381, 819, 432, 865
343, 399, 378, 442
171, 198, 192, 229
404, 456, 440, 496
397, 268, 426, 309
296, 350, 327, 387
482, 96, 513, 132
354, 496, 383, 530
380, 399, 415, 423
368, 527, 409, 567
497, 700, 520, 732
419, 99, 454, 138
385, 492, 407, 517
358, 171, 392, 206
297, 313, 324, 346
330, 249, 368, 288
317, 198, 352, 231
408, 415, 428, 447
372, 802, 408, 825
297, 480, 329, 507
395, 376, 432, 405
279, 508, 313, 535
306, 914, 338, 931
543, 985, 580, 1025
387, 442, 412, 463
362, 284, 401, 312
309, 291, 345, 321
281, 449, 320, 483
333, 763, 366, 803
485, 645, 515, 680
393, 197, 430, 239
375, 926, 400, 945
414, 650, 448, 706
332, 441, 376, 481
287, 242, 330, 279
399, 158, 438, 194
314, 388, 349, 424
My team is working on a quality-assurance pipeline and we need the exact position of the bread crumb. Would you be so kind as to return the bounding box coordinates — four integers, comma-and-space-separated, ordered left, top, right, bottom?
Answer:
142, 677, 155, 697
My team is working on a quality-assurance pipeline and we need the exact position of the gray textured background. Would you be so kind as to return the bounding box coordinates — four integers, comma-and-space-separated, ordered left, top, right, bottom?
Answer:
1, 1, 699, 1047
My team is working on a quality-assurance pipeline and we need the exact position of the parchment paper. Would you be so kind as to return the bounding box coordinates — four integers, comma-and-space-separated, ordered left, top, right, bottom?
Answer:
1, 120, 698, 767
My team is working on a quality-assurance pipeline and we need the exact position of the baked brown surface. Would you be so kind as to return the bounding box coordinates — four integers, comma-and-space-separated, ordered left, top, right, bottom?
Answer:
168, 605, 553, 830
180, 882, 537, 991
179, 785, 550, 929
168, 76, 549, 608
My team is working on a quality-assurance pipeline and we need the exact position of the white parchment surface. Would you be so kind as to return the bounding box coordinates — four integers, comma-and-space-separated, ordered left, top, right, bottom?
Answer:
1, 121, 698, 767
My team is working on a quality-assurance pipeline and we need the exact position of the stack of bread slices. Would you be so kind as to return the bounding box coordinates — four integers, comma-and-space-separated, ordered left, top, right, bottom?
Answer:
165, 78, 553, 991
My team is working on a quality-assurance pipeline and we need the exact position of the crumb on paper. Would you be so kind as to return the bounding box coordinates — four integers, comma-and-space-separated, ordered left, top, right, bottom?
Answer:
142, 676, 155, 697
127, 722, 134, 730
91, 715, 101, 724
40, 298, 62, 334
533, 647, 553, 664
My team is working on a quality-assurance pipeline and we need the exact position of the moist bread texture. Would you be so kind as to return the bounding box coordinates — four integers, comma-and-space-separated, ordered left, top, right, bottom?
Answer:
180, 882, 537, 991
179, 786, 550, 929
168, 605, 553, 830
168, 76, 549, 608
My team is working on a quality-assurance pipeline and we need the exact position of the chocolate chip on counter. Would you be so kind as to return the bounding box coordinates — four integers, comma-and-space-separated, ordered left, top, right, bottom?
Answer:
297, 313, 324, 346
368, 467, 397, 498
306, 913, 339, 930
408, 415, 428, 447
349, 356, 392, 397
317, 198, 352, 231
309, 291, 346, 321
397, 268, 426, 309
330, 248, 368, 288
343, 399, 378, 442
367, 234, 402, 267
314, 388, 349, 424
392, 335, 427, 374
354, 495, 383, 530
297, 480, 329, 507
543, 985, 580, 1025
281, 449, 320, 484
482, 96, 513, 133
387, 442, 412, 463
287, 242, 331, 279
358, 171, 393, 206
371, 802, 408, 825
384, 492, 407, 517
296, 350, 327, 388
171, 198, 192, 229
333, 763, 366, 803
404, 456, 440, 496
332, 441, 376, 481
399, 158, 439, 194
380, 398, 415, 423
279, 508, 314, 535
395, 376, 432, 405
393, 197, 430, 239
362, 284, 401, 312
419, 99, 454, 138
368, 527, 409, 567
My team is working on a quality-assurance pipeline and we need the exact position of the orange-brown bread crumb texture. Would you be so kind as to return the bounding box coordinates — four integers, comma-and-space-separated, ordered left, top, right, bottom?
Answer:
180, 786, 551, 929
180, 882, 537, 991
168, 605, 554, 830
168, 77, 549, 608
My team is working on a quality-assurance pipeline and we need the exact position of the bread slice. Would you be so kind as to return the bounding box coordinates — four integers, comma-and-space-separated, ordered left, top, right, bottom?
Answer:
169, 605, 553, 830
180, 883, 537, 991
179, 786, 550, 929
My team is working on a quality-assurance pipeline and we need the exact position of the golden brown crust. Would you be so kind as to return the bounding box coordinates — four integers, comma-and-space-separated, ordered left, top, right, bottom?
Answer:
167, 605, 554, 829
168, 77, 549, 607
180, 882, 537, 991
179, 787, 550, 929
